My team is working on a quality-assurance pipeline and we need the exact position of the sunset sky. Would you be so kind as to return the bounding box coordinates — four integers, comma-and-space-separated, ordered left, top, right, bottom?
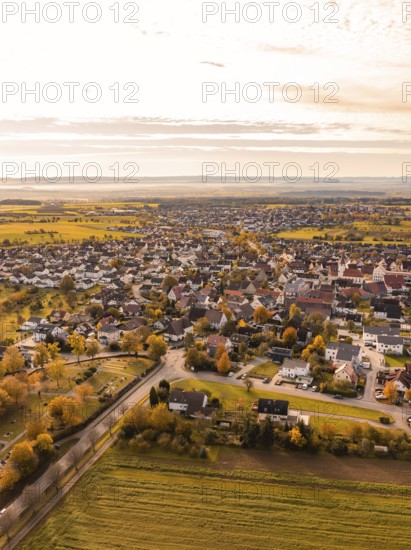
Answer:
1, 0, 411, 179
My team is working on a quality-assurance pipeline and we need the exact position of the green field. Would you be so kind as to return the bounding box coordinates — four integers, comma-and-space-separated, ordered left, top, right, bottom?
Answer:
20, 446, 411, 550
175, 379, 393, 422
248, 361, 280, 378
384, 354, 410, 368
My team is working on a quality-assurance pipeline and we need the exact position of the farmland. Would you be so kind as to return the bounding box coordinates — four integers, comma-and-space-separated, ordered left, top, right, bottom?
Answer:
174, 379, 393, 423
20, 446, 411, 550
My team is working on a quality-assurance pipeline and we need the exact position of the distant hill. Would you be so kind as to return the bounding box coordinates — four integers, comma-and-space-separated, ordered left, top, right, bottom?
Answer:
0, 199, 41, 205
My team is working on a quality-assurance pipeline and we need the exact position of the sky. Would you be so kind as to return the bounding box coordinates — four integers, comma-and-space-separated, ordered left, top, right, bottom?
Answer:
0, 0, 411, 182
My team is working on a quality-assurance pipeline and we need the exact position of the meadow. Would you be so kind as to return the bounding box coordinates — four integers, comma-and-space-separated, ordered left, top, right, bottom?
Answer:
175, 379, 393, 422
19, 446, 411, 550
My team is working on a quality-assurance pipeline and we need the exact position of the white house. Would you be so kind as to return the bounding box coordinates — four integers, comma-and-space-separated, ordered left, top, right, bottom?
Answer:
362, 326, 400, 345
281, 358, 310, 379
98, 325, 121, 345
376, 335, 404, 356
325, 342, 362, 366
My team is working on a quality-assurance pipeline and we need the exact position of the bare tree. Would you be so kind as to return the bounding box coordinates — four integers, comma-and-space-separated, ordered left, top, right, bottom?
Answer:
87, 429, 99, 453
104, 414, 116, 435
69, 446, 82, 472
244, 377, 254, 393
0, 509, 16, 541
47, 463, 62, 493
22, 486, 40, 517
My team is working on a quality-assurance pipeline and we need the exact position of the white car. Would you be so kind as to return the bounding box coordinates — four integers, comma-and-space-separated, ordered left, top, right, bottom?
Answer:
228, 372, 234, 377
301, 384, 308, 390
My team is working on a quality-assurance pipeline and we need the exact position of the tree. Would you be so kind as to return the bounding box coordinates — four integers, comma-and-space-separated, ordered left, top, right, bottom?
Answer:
46, 359, 66, 390
253, 306, 270, 324
149, 403, 175, 432
147, 335, 168, 361
184, 331, 194, 349
405, 388, 411, 402
9, 441, 39, 477
67, 333, 86, 363
85, 337, 99, 360
121, 331, 143, 356
35, 433, 54, 456
289, 303, 301, 319
383, 381, 398, 403
48, 396, 79, 425
352, 293, 361, 307
193, 317, 211, 336
26, 419, 47, 441
302, 312, 324, 337
244, 377, 254, 392
1, 347, 25, 373
75, 382, 93, 402
320, 423, 337, 442
162, 275, 178, 288
47, 463, 62, 492
322, 321, 338, 342
217, 351, 230, 375
149, 386, 159, 408
69, 446, 82, 471
302, 335, 326, 360
87, 429, 99, 452
33, 342, 50, 368
289, 426, 307, 448
257, 417, 275, 448
0, 388, 12, 416
59, 274, 75, 293
104, 414, 116, 435
282, 327, 298, 347
215, 343, 226, 360
47, 342, 61, 360
0, 376, 27, 405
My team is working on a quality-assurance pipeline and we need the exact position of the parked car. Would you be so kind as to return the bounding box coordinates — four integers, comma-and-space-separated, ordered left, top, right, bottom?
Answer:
251, 402, 258, 411
228, 372, 234, 377
332, 394, 343, 400
262, 377, 269, 383
296, 384, 302, 389
301, 384, 308, 390
311, 385, 318, 392
0, 508, 6, 516
275, 380, 283, 386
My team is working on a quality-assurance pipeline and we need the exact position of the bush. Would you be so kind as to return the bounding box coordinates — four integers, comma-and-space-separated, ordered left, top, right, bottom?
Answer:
379, 416, 391, 425
200, 446, 208, 459
109, 342, 120, 352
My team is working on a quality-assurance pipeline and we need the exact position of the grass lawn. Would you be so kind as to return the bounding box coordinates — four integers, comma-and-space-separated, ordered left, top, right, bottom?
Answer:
384, 354, 410, 368
19, 446, 411, 550
175, 379, 393, 422
248, 361, 280, 378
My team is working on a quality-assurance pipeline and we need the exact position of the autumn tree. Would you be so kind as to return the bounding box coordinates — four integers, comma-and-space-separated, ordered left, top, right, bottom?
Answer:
322, 321, 338, 342
0, 376, 27, 405
26, 419, 47, 441
217, 351, 230, 375
47, 342, 61, 360
59, 274, 75, 294
9, 441, 39, 477
289, 303, 301, 319
1, 347, 25, 373
121, 331, 143, 356
282, 327, 298, 347
383, 381, 398, 403
33, 342, 50, 369
244, 377, 254, 393
48, 396, 80, 425
147, 335, 168, 361
302, 335, 326, 360
215, 343, 226, 360
253, 306, 270, 324
85, 337, 99, 360
46, 359, 66, 390
0, 388, 12, 416
35, 433, 54, 456
74, 382, 93, 402
289, 426, 307, 448
67, 333, 86, 363
193, 317, 211, 336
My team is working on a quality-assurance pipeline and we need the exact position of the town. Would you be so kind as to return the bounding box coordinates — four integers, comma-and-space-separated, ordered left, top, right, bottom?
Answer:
0, 198, 410, 546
